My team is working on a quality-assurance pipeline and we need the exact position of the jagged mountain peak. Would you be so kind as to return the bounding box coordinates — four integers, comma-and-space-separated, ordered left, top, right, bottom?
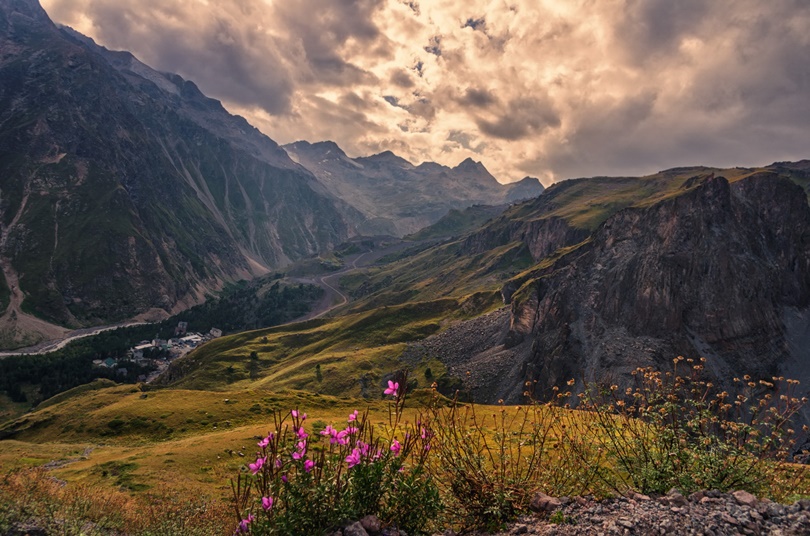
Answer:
284, 140, 348, 159
357, 150, 414, 167
286, 140, 544, 236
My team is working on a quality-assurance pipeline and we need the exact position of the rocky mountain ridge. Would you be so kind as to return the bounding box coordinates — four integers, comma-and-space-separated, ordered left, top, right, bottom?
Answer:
284, 140, 544, 236
404, 169, 810, 409
0, 0, 350, 344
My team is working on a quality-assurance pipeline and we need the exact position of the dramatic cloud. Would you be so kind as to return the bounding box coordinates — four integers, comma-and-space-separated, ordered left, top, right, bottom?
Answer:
42, 0, 810, 183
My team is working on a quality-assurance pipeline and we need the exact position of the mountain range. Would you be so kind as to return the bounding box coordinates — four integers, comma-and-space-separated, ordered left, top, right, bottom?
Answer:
0, 0, 540, 347
284, 141, 542, 236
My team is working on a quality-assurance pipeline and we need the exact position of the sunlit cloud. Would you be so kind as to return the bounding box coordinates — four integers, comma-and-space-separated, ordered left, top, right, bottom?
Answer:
41, 0, 810, 184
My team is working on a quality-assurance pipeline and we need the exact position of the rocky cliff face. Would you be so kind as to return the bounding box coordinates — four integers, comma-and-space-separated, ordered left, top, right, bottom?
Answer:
283, 140, 544, 236
0, 0, 349, 336
414, 172, 810, 404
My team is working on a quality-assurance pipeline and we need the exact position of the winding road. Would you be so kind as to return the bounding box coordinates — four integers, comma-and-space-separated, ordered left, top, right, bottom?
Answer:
0, 238, 433, 356
294, 251, 367, 322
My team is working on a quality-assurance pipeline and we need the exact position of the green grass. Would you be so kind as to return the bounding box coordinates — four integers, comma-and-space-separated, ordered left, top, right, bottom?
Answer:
406, 205, 506, 240
159, 291, 501, 396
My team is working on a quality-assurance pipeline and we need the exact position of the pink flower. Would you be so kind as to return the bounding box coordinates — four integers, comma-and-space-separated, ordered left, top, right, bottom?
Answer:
281, 474, 288, 483
301, 412, 307, 421
292, 440, 307, 460
304, 459, 315, 472
320, 425, 339, 444
291, 409, 299, 418
257, 433, 274, 449
357, 441, 370, 457
237, 514, 255, 533
337, 426, 358, 446
262, 496, 274, 511
275, 458, 282, 468
384, 380, 399, 397
296, 427, 308, 440
348, 410, 358, 422
390, 439, 402, 456
249, 457, 265, 475
346, 448, 362, 468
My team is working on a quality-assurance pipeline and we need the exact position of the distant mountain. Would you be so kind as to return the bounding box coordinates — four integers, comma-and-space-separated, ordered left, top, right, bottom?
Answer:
283, 141, 544, 236
0, 0, 349, 345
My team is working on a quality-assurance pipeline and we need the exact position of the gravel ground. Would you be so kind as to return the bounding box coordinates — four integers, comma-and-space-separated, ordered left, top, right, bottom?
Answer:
331, 490, 810, 536
469, 490, 810, 536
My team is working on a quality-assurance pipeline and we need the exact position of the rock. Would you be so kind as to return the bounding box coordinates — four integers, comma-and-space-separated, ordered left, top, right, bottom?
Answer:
667, 491, 688, 507
688, 491, 706, 502
733, 490, 759, 507
510, 524, 528, 534
529, 491, 562, 512
360, 515, 382, 534
628, 490, 651, 501
343, 522, 369, 536
720, 512, 740, 525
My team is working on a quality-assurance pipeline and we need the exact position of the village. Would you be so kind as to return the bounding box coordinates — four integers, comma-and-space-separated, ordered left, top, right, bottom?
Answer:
92, 321, 223, 383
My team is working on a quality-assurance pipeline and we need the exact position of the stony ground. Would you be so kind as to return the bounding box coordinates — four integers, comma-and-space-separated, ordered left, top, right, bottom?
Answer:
475, 490, 810, 536
333, 490, 810, 536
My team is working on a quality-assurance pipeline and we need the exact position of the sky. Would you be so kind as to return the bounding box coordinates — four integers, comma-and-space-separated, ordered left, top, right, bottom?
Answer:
40, 0, 810, 185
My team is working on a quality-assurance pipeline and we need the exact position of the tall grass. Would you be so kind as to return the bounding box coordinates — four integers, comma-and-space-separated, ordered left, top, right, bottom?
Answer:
0, 467, 231, 535
4, 361, 809, 535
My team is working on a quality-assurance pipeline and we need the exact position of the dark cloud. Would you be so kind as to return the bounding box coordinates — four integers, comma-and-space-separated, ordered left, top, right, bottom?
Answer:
458, 87, 498, 108
273, 0, 387, 84
476, 96, 560, 141
404, 96, 435, 121
49, 0, 294, 113
45, 0, 386, 115
389, 69, 415, 88
616, 0, 711, 64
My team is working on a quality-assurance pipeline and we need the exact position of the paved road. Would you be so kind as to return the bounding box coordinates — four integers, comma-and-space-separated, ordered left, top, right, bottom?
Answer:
0, 238, 437, 356
290, 251, 367, 322
0, 320, 150, 357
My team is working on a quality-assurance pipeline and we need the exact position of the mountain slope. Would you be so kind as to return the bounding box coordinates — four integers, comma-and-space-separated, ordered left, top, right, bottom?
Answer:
398, 168, 810, 404
283, 140, 544, 236
0, 0, 349, 344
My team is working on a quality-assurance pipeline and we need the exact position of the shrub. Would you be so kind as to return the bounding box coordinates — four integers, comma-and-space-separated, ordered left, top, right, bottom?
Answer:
563, 358, 808, 497
231, 377, 441, 535
425, 395, 597, 532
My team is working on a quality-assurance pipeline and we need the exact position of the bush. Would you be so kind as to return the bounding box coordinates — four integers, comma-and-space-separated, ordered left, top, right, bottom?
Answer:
426, 396, 597, 531
563, 358, 808, 498
232, 378, 441, 535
